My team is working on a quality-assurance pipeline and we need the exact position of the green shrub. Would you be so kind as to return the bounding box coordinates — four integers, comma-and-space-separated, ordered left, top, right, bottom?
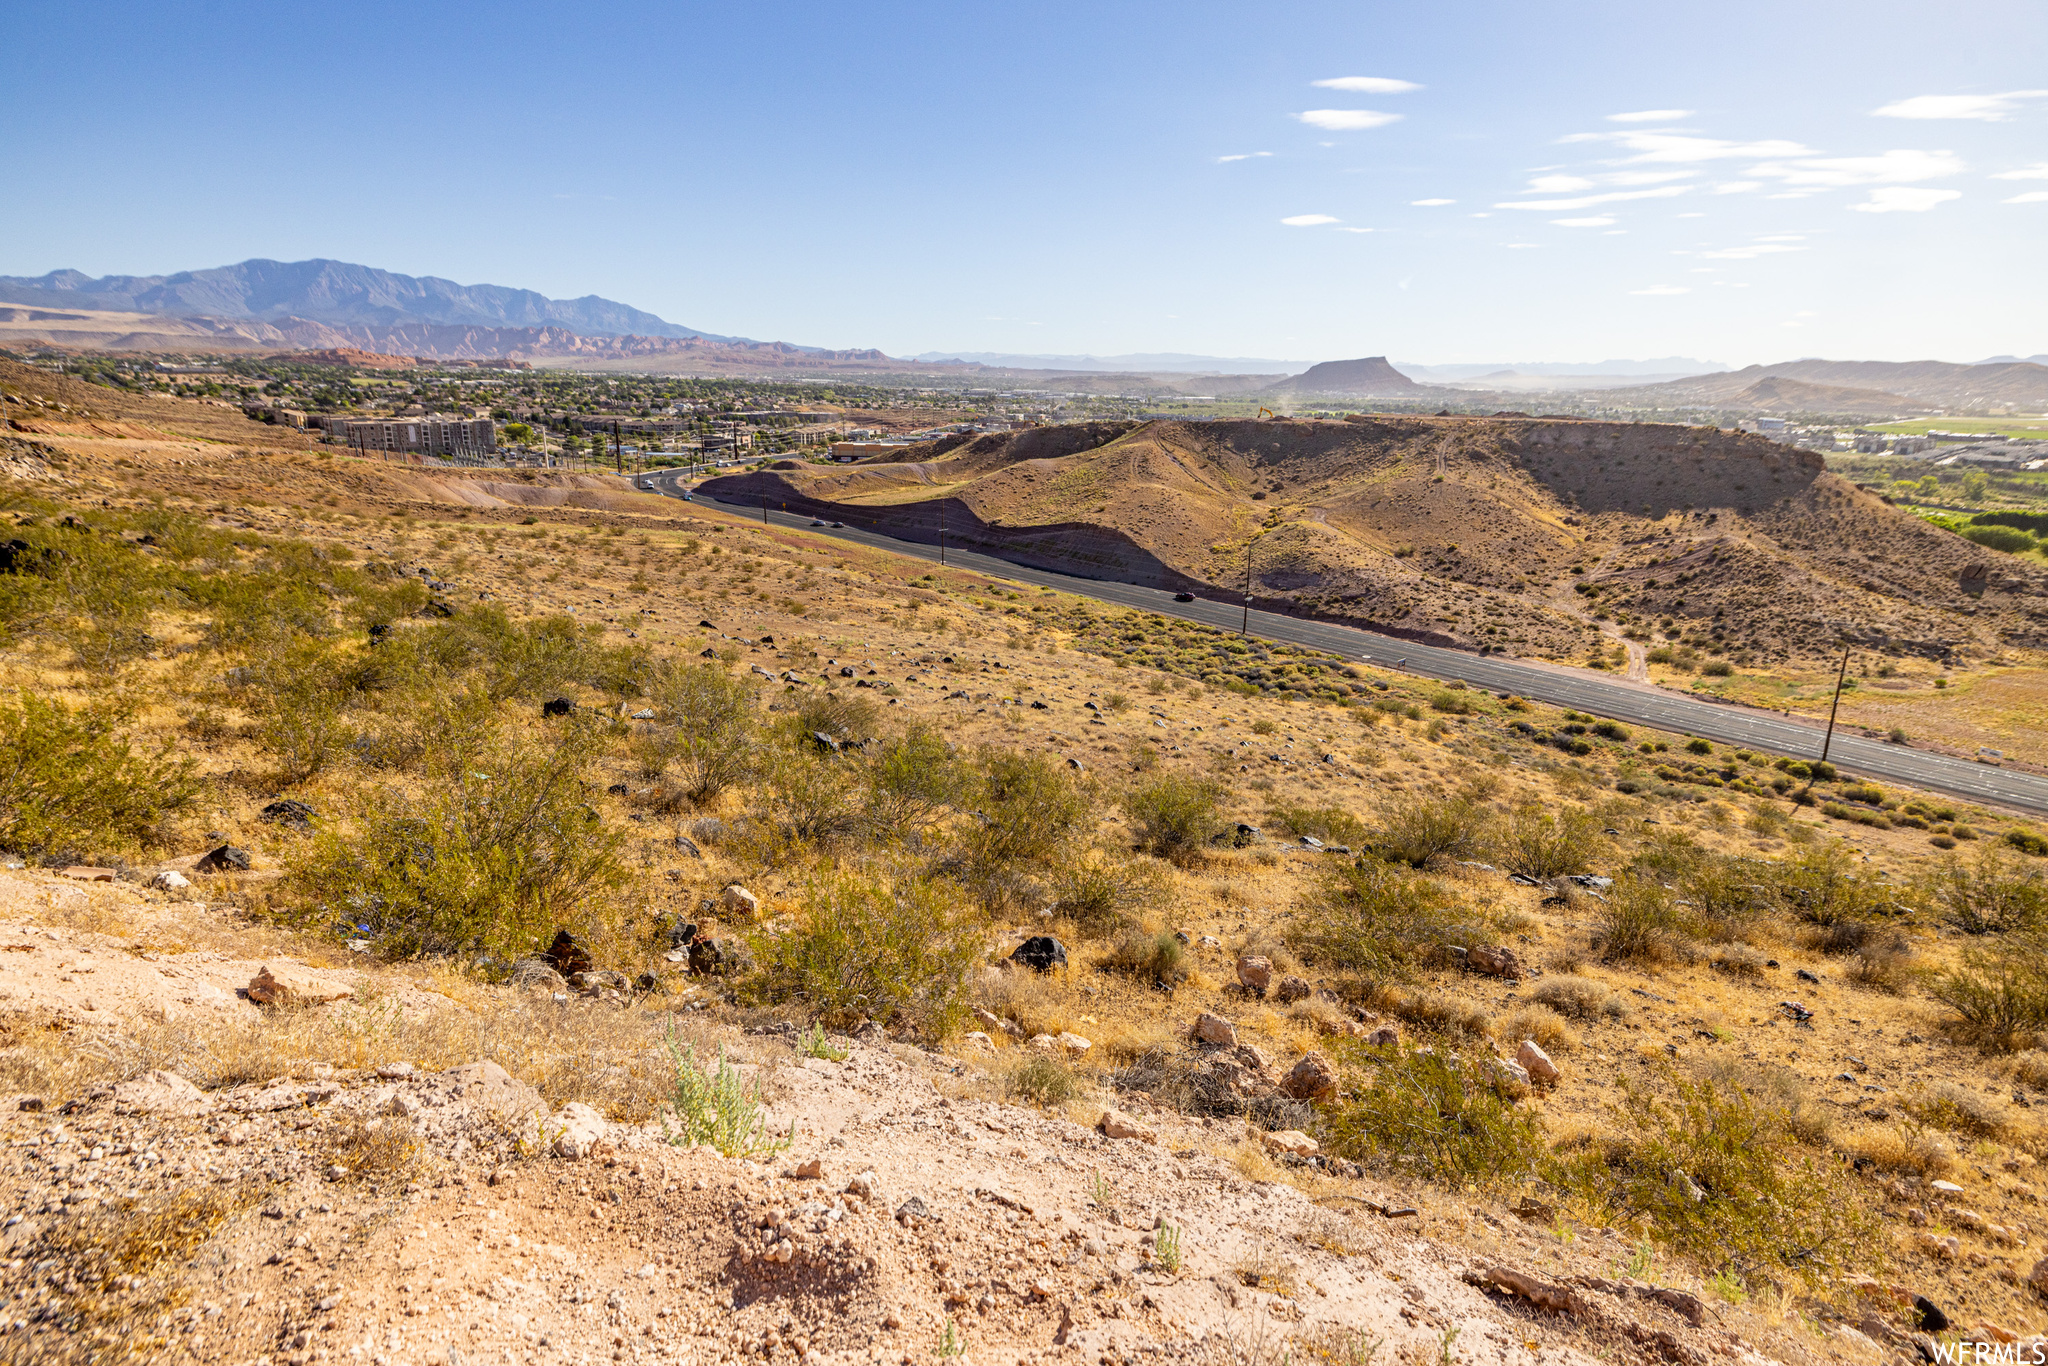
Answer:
1370, 790, 1491, 869
1122, 774, 1226, 864
862, 723, 973, 844
1097, 929, 1189, 988
1930, 930, 2048, 1049
1916, 844, 2048, 935
1427, 690, 1474, 715
792, 688, 880, 742
1047, 853, 1167, 934
2006, 828, 2048, 857
0, 694, 199, 860
1699, 659, 1734, 677
290, 722, 628, 959
661, 1027, 790, 1158
757, 746, 869, 849
1592, 721, 1631, 740
1268, 804, 1368, 848
1769, 842, 1889, 925
960, 750, 1095, 903
640, 662, 760, 804
1685, 738, 1712, 755
1963, 525, 2036, 554
1323, 1047, 1544, 1191
1548, 1067, 1885, 1292
751, 868, 983, 1040
1492, 804, 1604, 879
1289, 859, 1479, 989
1598, 879, 1684, 964
1006, 1052, 1077, 1107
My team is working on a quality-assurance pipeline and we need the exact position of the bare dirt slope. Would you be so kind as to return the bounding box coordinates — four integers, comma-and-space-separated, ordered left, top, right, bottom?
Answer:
704, 416, 2048, 667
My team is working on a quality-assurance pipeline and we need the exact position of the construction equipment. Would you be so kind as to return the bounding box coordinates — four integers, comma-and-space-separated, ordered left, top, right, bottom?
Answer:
1258, 407, 1275, 420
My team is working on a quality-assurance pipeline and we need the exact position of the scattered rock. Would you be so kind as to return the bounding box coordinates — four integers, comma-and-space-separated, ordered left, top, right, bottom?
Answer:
110, 1069, 209, 1116
1192, 1011, 1238, 1047
2025, 1257, 2048, 1296
259, 799, 317, 827
963, 1031, 997, 1056
1010, 936, 1068, 973
1467, 945, 1523, 980
688, 938, 751, 977
845, 1171, 879, 1202
1914, 1295, 1951, 1332
194, 844, 252, 873
1516, 1039, 1560, 1084
1366, 1025, 1399, 1046
1278, 1050, 1338, 1102
551, 1102, 609, 1159
1057, 1032, 1093, 1056
1471, 1265, 1582, 1315
1235, 956, 1272, 995
895, 1196, 929, 1227
790, 1158, 824, 1179
1259, 1129, 1318, 1156
1097, 1109, 1157, 1143
1491, 1058, 1533, 1091
972, 1006, 1023, 1039
149, 869, 192, 892
1274, 974, 1311, 1004
60, 866, 115, 882
247, 964, 354, 1007
672, 836, 702, 860
721, 884, 761, 918
543, 930, 593, 977
542, 697, 574, 717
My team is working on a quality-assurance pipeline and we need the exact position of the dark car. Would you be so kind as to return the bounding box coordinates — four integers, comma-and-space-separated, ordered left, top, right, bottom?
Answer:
810, 519, 827, 527
830, 521, 844, 528
1173, 592, 1196, 602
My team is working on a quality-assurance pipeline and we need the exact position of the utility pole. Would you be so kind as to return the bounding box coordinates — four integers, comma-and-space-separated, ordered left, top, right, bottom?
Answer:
1819, 642, 1852, 765
1242, 537, 1254, 636
939, 501, 946, 566
613, 421, 623, 475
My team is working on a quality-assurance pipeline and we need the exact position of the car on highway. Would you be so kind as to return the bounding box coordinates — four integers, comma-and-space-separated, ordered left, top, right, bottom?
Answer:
639, 481, 653, 489
830, 521, 844, 529
810, 519, 827, 527
1173, 592, 1195, 602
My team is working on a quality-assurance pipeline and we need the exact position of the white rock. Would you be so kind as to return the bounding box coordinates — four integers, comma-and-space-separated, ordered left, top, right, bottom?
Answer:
963, 1031, 997, 1057
1056, 1032, 1092, 1055
1192, 1011, 1238, 1047
150, 870, 192, 892
246, 964, 353, 1007
721, 884, 760, 917
1516, 1039, 1560, 1084
1097, 1109, 1157, 1144
1236, 956, 1273, 993
110, 1069, 209, 1116
1260, 1129, 1318, 1156
552, 1101, 610, 1159
1931, 1179, 1964, 1194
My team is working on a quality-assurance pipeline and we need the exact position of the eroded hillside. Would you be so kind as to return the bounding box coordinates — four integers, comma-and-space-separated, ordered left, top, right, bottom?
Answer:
705, 417, 2048, 669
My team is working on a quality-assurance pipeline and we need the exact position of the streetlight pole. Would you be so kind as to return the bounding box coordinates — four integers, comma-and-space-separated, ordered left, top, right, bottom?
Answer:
1819, 642, 1852, 765
1242, 537, 1254, 636
939, 501, 946, 566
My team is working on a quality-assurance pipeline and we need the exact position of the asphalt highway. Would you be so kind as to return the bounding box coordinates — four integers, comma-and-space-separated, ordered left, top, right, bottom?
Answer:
639, 470, 2048, 816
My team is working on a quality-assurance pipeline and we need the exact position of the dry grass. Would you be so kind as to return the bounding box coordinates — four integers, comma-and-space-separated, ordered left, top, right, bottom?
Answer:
1906, 1081, 2010, 1139
1841, 1123, 1955, 1179
1529, 973, 1627, 1021
1500, 1003, 1578, 1052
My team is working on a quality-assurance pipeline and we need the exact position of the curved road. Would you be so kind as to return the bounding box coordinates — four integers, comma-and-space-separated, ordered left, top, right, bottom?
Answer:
640, 470, 2048, 816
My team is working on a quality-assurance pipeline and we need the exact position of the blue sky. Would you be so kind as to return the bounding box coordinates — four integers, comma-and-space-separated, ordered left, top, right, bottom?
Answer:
5, 0, 2045, 366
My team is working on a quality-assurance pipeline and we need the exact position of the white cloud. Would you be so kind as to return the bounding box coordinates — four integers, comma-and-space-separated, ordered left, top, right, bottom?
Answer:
1504, 243, 1540, 249
1675, 211, 1705, 218
1873, 91, 2048, 121
1495, 185, 1689, 211
1630, 284, 1690, 295
1296, 109, 1401, 131
1749, 148, 1964, 187
1714, 181, 1762, 193
1410, 197, 1456, 206
1524, 174, 1594, 193
1551, 215, 1616, 226
1280, 214, 1340, 226
1755, 234, 1806, 241
1698, 242, 1804, 259
1313, 76, 1421, 94
1992, 161, 2048, 180
1217, 151, 1273, 162
1608, 109, 1695, 123
1849, 186, 1962, 213
2006, 190, 2048, 203
1564, 130, 1815, 163
1336, 226, 1376, 233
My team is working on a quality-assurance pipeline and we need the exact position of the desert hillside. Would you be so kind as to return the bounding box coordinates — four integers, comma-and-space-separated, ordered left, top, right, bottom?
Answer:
2, 358, 2047, 1366
704, 416, 2048, 669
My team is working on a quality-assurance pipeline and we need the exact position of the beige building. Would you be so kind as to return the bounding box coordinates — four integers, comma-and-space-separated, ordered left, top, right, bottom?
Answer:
333, 417, 495, 455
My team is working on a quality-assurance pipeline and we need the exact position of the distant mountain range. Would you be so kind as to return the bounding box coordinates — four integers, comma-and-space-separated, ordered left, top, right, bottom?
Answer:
0, 259, 735, 342
1610, 359, 2048, 411
912, 351, 1312, 374
1394, 358, 1730, 380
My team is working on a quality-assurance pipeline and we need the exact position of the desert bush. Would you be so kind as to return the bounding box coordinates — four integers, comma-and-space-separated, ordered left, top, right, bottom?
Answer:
1846, 940, 1915, 993
1267, 804, 1368, 849
791, 688, 881, 743
1842, 1124, 1954, 1180
1916, 844, 2048, 934
1502, 1004, 1579, 1052
750, 867, 982, 1040
1323, 1047, 1543, 1190
2008, 828, 2048, 857
1547, 1067, 1885, 1292
1384, 987, 1494, 1040
1122, 774, 1226, 864
290, 721, 629, 959
1963, 524, 2036, 554
1097, 929, 1189, 989
1492, 804, 1603, 879
1675, 854, 1772, 943
1531, 974, 1627, 1021
662, 1027, 790, 1158
1708, 944, 1769, 977
1370, 790, 1491, 869
2007, 1051, 2048, 1089
246, 634, 362, 784
1427, 689, 1474, 715
1288, 859, 1480, 990
641, 661, 760, 805
1692, 1056, 1832, 1145
1906, 1082, 2008, 1139
862, 723, 973, 845
1047, 852, 1168, 934
757, 746, 869, 849
1768, 842, 1892, 926
0, 694, 198, 860
959, 750, 1095, 907
1597, 879, 1685, 964
1006, 1052, 1077, 1107
1930, 930, 2048, 1049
